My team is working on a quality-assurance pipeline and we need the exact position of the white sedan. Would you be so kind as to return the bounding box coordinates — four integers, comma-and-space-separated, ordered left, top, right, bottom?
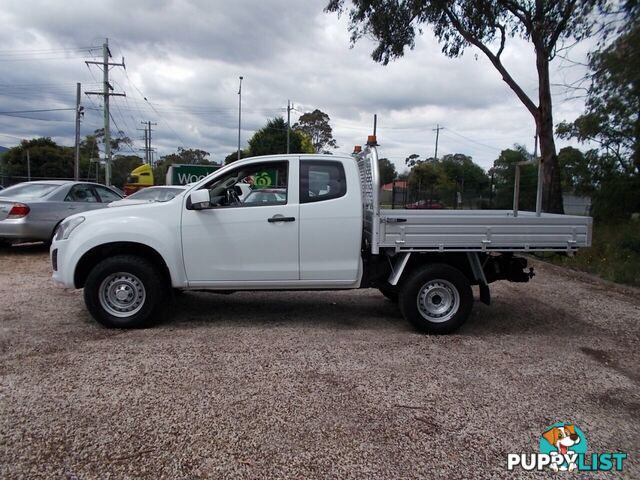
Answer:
108, 186, 187, 207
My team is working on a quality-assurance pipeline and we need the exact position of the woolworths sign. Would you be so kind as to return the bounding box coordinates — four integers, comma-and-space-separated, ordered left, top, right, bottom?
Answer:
167, 164, 220, 185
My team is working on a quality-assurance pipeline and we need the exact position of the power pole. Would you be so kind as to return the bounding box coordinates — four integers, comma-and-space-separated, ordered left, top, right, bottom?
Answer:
143, 125, 149, 164
237, 76, 243, 161
432, 124, 444, 160
85, 38, 125, 186
138, 124, 149, 163
26, 150, 31, 181
139, 121, 157, 165
74, 82, 83, 181
147, 121, 157, 166
286, 99, 292, 154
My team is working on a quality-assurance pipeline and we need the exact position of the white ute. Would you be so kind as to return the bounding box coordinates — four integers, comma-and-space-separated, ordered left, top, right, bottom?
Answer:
51, 137, 592, 333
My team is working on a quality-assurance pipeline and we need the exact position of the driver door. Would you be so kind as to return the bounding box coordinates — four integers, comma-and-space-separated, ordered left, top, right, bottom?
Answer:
181, 159, 299, 284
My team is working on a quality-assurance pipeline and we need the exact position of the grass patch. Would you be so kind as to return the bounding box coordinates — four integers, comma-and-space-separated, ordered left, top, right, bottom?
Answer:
543, 221, 640, 287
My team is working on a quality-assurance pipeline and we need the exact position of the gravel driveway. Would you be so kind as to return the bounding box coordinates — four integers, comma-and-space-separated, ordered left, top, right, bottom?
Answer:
1, 245, 638, 479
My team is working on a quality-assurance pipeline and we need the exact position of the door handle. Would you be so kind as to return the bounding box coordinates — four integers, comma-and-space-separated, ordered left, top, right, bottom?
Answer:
268, 216, 296, 223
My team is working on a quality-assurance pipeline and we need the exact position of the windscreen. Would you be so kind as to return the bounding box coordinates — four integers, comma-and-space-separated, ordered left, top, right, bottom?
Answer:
127, 187, 184, 201
0, 183, 59, 199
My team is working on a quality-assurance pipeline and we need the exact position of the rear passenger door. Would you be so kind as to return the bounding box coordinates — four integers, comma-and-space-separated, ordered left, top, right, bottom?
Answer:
64, 184, 104, 214
299, 159, 362, 282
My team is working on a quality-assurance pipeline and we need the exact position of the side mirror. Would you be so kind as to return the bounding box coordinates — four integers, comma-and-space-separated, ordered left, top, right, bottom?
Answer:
189, 189, 211, 210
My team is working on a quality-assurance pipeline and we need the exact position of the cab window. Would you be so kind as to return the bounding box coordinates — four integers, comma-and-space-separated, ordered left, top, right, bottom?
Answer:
65, 184, 99, 203
200, 161, 288, 208
300, 161, 346, 203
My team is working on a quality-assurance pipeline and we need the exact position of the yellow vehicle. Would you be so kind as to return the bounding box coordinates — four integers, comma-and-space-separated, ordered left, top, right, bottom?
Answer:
124, 164, 154, 196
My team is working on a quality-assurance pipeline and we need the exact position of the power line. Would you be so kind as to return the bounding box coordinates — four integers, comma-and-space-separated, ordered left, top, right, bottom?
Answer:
0, 108, 74, 114
109, 111, 139, 156
442, 128, 502, 151
0, 46, 100, 54
121, 69, 187, 149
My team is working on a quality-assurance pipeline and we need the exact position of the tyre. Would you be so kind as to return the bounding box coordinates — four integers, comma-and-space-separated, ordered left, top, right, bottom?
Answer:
84, 255, 168, 328
399, 264, 472, 334
378, 284, 399, 303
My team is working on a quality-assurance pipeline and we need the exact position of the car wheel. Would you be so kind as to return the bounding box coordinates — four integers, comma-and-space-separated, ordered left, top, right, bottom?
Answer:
84, 255, 168, 328
399, 264, 472, 334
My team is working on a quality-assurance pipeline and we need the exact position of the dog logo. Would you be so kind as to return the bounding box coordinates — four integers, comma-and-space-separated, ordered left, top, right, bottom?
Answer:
540, 423, 587, 472
508, 422, 627, 472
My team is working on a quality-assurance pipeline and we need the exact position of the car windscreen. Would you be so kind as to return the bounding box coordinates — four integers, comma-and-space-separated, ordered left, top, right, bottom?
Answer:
0, 183, 60, 199
127, 187, 184, 201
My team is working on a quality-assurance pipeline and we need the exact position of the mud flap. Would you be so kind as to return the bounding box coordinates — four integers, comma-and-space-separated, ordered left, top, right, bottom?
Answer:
479, 283, 491, 305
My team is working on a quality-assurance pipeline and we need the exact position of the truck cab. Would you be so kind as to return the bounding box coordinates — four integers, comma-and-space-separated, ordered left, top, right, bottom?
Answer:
123, 164, 154, 196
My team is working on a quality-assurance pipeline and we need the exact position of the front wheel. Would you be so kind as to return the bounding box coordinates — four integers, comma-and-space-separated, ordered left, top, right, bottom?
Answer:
84, 255, 168, 328
399, 264, 472, 334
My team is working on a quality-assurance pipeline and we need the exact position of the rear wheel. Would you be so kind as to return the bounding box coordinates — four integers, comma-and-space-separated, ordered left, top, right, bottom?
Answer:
399, 264, 472, 334
84, 255, 168, 328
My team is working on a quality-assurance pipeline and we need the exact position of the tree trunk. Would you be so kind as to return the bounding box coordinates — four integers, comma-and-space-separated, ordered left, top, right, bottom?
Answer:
536, 46, 564, 213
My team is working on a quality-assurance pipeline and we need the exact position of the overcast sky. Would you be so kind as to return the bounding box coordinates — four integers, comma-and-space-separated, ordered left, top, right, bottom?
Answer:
0, 0, 594, 173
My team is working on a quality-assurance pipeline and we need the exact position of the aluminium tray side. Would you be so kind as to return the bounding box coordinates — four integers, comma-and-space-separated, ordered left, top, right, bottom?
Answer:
378, 209, 592, 252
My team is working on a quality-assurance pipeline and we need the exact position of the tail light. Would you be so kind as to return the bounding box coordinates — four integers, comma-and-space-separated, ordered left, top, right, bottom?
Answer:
7, 203, 30, 219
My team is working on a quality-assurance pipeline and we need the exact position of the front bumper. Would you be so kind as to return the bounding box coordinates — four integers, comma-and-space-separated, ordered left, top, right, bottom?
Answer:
50, 239, 76, 288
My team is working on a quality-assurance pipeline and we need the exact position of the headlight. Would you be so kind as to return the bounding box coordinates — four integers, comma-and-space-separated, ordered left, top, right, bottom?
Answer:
55, 216, 85, 241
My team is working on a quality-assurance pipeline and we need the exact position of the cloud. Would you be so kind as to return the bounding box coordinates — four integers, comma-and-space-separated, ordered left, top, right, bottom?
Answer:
0, 0, 593, 173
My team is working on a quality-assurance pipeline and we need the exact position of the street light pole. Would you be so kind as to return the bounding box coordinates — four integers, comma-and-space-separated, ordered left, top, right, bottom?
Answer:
237, 76, 243, 161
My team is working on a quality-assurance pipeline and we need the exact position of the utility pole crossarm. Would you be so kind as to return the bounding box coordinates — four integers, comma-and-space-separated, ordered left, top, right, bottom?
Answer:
84, 61, 126, 67
85, 91, 126, 97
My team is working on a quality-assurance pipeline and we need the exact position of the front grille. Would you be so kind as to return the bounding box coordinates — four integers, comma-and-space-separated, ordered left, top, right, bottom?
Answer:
51, 249, 58, 271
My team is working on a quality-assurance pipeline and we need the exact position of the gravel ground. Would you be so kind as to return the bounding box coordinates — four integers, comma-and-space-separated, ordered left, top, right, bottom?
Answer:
1, 244, 638, 479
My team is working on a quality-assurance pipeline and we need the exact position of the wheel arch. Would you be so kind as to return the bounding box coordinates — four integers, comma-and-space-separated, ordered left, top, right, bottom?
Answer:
387, 251, 476, 286
74, 242, 172, 289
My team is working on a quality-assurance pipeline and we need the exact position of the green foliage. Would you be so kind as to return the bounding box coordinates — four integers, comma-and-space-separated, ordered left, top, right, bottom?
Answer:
557, 17, 639, 174
224, 149, 250, 165
378, 157, 397, 184
558, 146, 594, 195
591, 174, 640, 220
2, 137, 75, 180
293, 109, 338, 153
161, 147, 213, 165
549, 221, 640, 286
490, 147, 537, 210
404, 153, 489, 208
555, 8, 639, 221
248, 117, 314, 156
408, 161, 452, 205
440, 153, 490, 201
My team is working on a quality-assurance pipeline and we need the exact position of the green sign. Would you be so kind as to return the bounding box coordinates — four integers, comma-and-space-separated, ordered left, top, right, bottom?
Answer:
170, 164, 220, 185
